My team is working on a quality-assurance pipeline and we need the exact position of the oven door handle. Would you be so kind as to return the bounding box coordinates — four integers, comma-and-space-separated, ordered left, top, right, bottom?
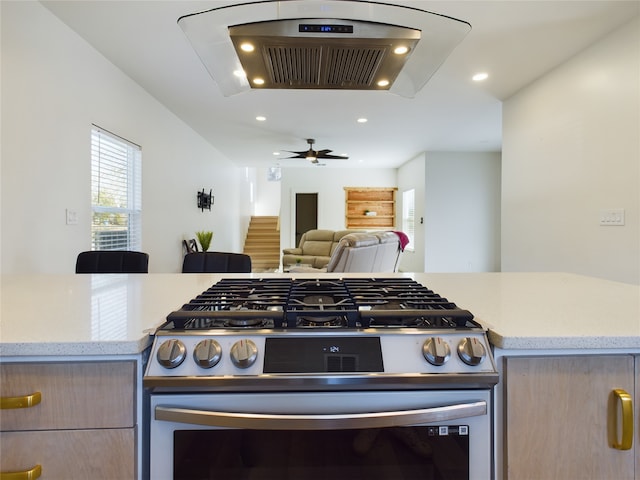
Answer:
155, 400, 486, 430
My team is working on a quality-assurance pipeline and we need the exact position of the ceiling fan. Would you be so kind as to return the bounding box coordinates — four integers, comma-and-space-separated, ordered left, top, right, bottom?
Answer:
285, 139, 348, 164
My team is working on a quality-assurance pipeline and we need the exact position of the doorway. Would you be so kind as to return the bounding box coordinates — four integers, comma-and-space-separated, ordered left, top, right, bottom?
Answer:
295, 193, 318, 246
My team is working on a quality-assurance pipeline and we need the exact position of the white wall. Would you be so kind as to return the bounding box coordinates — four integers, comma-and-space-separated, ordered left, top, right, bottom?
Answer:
1, 1, 250, 274
424, 152, 502, 273
397, 153, 426, 272
279, 167, 397, 250
279, 153, 501, 273
502, 17, 640, 284
254, 167, 281, 216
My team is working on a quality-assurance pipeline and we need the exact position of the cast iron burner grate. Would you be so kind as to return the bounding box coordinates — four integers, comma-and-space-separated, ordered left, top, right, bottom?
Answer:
161, 277, 477, 331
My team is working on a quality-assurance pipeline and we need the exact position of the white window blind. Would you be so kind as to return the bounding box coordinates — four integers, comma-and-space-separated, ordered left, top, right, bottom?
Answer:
402, 189, 415, 252
91, 126, 142, 251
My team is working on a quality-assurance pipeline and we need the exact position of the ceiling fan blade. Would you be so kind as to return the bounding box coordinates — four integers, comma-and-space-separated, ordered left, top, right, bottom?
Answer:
318, 153, 349, 159
283, 150, 307, 159
281, 142, 348, 160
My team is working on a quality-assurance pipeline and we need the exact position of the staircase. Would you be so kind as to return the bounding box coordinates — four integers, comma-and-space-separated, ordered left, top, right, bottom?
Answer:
243, 216, 281, 272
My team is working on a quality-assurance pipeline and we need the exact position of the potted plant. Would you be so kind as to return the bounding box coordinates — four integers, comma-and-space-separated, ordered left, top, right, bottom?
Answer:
196, 231, 214, 251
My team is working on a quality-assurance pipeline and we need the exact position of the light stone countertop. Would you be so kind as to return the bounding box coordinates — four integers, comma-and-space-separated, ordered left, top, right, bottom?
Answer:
416, 272, 640, 350
0, 273, 221, 356
1, 272, 638, 357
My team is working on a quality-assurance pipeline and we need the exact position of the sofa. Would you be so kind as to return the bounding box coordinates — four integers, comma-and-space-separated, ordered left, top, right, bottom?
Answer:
288, 231, 402, 273
282, 229, 356, 269
327, 231, 401, 272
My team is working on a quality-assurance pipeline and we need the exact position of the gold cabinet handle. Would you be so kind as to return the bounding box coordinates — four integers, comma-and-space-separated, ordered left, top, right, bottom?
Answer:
612, 388, 633, 450
0, 392, 41, 410
0, 464, 42, 480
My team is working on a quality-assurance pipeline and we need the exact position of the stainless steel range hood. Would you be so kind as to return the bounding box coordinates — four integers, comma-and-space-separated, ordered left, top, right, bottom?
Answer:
178, 1, 471, 98
229, 19, 420, 91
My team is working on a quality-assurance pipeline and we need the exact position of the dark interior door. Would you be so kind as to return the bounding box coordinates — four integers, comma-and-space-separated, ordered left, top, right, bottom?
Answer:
295, 193, 318, 246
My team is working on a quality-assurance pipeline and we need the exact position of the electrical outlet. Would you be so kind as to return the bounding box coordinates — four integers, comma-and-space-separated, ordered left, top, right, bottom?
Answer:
66, 209, 78, 225
599, 209, 625, 226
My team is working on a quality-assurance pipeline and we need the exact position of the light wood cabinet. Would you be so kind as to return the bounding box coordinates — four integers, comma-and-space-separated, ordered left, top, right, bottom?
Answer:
0, 361, 136, 479
503, 355, 638, 479
344, 187, 397, 229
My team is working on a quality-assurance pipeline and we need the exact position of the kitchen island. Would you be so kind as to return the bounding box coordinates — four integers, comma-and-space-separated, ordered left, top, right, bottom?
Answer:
419, 272, 640, 479
1, 272, 639, 480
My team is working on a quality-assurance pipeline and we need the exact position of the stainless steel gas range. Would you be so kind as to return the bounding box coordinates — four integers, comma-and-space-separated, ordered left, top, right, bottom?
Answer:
144, 277, 498, 480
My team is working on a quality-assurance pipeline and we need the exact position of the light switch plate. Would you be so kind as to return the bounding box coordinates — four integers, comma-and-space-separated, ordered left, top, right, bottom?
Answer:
599, 208, 625, 226
66, 209, 78, 225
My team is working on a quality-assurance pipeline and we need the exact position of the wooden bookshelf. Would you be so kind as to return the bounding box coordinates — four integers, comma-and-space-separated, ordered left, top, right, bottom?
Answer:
344, 187, 397, 229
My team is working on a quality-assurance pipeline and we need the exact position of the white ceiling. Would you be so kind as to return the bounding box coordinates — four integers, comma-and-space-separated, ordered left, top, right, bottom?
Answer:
42, 0, 639, 169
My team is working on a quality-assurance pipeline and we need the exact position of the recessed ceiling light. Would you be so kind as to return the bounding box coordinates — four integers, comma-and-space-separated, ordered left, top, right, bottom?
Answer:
377, 79, 390, 87
253, 78, 265, 85
256, 116, 266, 121
272, 151, 280, 155
240, 43, 255, 52
472, 72, 489, 82
357, 118, 368, 123
393, 46, 409, 55
233, 69, 246, 78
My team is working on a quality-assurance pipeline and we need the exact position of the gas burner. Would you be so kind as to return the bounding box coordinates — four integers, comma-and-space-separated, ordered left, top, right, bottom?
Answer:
296, 316, 349, 328
225, 317, 270, 328
350, 294, 387, 304
179, 317, 274, 330
370, 301, 405, 310
290, 295, 354, 309
302, 294, 336, 306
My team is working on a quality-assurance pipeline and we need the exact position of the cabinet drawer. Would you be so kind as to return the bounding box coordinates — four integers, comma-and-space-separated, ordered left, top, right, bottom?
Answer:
0, 361, 134, 431
1, 428, 135, 479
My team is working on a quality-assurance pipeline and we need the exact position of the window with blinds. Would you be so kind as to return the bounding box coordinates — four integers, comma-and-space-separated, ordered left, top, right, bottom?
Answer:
91, 126, 142, 251
402, 189, 415, 252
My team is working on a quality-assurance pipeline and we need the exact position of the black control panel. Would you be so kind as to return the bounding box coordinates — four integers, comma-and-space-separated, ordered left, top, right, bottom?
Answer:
264, 336, 383, 373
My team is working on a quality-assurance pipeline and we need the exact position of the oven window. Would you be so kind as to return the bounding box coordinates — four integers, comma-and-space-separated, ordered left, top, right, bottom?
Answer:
174, 426, 469, 479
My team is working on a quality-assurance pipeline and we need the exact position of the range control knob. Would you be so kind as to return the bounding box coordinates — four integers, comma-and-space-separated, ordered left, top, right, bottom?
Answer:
422, 337, 451, 366
457, 337, 486, 366
156, 339, 186, 369
193, 339, 222, 369
230, 339, 258, 369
